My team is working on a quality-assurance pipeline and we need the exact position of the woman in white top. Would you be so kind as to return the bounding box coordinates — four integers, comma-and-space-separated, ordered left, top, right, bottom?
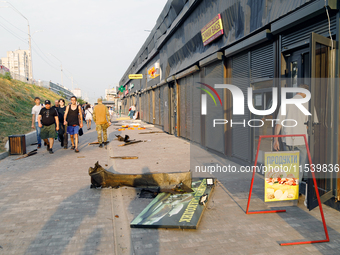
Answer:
85, 105, 93, 130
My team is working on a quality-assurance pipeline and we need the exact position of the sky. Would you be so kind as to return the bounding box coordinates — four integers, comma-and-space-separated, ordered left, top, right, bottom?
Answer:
0, 0, 168, 104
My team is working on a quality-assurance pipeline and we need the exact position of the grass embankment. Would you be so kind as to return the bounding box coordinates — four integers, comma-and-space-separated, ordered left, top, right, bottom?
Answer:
0, 77, 64, 153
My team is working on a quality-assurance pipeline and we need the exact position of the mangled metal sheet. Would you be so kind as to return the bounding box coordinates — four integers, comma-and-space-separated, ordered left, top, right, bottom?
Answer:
130, 178, 214, 229
89, 162, 192, 193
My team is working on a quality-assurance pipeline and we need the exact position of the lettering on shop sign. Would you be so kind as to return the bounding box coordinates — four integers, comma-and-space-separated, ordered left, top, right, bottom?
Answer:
179, 179, 207, 223
201, 14, 224, 46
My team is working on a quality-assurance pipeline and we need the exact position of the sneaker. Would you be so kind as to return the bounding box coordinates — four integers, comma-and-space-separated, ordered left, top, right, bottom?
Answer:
99, 143, 103, 148
49, 149, 54, 154
37, 144, 41, 149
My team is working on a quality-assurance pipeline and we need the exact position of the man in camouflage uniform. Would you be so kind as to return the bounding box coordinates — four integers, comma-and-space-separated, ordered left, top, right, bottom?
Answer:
93, 98, 111, 148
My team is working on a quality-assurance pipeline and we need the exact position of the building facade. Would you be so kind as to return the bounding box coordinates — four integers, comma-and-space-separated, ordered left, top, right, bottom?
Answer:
71, 88, 82, 99
105, 88, 117, 101
0, 49, 30, 81
119, 0, 340, 210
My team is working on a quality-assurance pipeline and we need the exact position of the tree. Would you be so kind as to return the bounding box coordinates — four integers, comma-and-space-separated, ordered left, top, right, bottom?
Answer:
58, 91, 66, 99
77, 97, 86, 105
0, 72, 12, 81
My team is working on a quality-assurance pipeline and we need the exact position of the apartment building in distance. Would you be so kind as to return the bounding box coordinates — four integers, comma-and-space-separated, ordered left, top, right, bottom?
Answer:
105, 88, 117, 101
71, 88, 82, 99
0, 49, 30, 81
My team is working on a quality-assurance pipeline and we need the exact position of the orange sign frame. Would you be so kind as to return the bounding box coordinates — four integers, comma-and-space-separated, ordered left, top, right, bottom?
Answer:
201, 14, 224, 46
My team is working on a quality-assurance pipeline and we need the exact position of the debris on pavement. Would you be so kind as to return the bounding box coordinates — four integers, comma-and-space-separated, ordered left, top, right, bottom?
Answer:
115, 134, 130, 142
139, 189, 158, 199
118, 140, 144, 146
14, 149, 37, 160
89, 141, 110, 145
110, 156, 138, 159
88, 161, 192, 193
138, 131, 164, 134
130, 178, 215, 229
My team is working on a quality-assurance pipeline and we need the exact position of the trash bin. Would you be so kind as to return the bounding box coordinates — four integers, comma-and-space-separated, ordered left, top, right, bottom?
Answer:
8, 135, 26, 155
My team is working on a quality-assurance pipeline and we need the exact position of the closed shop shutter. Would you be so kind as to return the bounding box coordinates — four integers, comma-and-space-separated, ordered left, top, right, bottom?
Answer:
143, 93, 147, 122
155, 88, 160, 125
192, 71, 201, 144
232, 52, 251, 162
204, 61, 224, 154
147, 91, 150, 123
251, 43, 273, 79
179, 77, 186, 138
281, 16, 336, 50
163, 85, 169, 132
160, 86, 164, 127
186, 74, 193, 140
150, 90, 153, 123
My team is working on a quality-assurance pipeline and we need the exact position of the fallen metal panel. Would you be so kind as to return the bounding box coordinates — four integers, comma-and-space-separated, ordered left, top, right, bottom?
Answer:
130, 178, 214, 229
89, 162, 192, 193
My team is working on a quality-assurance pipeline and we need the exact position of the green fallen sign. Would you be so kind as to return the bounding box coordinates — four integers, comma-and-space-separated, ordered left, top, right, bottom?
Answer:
130, 178, 214, 229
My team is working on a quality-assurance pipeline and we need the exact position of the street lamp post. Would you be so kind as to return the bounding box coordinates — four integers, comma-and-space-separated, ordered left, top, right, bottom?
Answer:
2, 1, 33, 83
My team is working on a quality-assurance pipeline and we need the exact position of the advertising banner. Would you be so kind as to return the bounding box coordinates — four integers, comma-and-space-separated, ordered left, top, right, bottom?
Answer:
264, 151, 299, 202
201, 14, 224, 46
129, 74, 143, 79
130, 179, 214, 229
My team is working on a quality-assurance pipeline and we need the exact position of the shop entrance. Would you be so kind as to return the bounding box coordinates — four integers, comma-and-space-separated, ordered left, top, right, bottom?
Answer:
285, 32, 334, 210
307, 32, 334, 210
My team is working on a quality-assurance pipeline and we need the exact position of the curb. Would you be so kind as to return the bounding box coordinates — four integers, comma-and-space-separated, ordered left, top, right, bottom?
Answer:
2, 130, 37, 161
0, 151, 9, 161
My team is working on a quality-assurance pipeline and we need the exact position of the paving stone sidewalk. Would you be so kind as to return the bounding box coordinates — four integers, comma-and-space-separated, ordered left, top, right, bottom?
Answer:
0, 123, 116, 255
1, 116, 340, 255
109, 118, 340, 255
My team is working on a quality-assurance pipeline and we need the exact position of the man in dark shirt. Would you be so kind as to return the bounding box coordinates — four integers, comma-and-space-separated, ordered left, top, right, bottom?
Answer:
57, 99, 68, 149
38, 100, 59, 154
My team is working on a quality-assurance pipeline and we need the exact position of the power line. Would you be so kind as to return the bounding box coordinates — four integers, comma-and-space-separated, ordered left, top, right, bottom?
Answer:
0, 14, 27, 35
0, 21, 27, 43
31, 38, 60, 69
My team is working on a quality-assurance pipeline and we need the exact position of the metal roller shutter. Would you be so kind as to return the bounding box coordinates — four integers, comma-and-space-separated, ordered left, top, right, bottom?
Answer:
186, 74, 193, 140
147, 91, 150, 123
232, 52, 251, 162
160, 86, 164, 127
163, 85, 169, 132
281, 16, 336, 50
251, 44, 273, 79
150, 90, 153, 123
204, 61, 224, 154
192, 71, 201, 144
142, 93, 146, 122
155, 88, 160, 125
173, 82, 178, 136
179, 77, 186, 138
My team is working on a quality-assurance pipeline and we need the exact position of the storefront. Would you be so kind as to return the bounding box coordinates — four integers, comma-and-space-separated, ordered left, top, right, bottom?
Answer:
120, 0, 340, 210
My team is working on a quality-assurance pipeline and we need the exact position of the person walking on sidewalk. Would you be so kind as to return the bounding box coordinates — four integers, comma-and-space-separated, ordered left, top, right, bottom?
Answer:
57, 99, 68, 149
31, 97, 43, 149
64, 96, 83, 153
93, 98, 111, 148
85, 104, 93, 130
129, 104, 136, 119
38, 100, 59, 154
